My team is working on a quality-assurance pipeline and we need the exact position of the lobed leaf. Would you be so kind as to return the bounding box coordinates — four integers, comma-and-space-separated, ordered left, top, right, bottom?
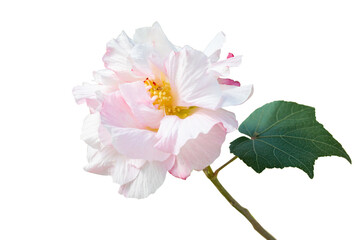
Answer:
230, 101, 351, 178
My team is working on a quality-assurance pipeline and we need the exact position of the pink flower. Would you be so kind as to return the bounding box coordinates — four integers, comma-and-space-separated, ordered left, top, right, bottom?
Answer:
73, 22, 253, 198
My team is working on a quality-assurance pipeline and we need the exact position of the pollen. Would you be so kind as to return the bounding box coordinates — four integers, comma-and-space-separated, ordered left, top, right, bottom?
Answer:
144, 74, 196, 119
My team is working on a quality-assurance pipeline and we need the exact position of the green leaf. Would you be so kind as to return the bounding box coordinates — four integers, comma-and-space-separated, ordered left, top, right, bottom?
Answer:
230, 101, 351, 178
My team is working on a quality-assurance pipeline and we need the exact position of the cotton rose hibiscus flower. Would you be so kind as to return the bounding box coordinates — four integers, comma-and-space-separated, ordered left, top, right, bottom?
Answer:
73, 22, 253, 198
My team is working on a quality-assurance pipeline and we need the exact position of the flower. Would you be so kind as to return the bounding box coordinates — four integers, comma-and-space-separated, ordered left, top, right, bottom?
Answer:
73, 22, 253, 198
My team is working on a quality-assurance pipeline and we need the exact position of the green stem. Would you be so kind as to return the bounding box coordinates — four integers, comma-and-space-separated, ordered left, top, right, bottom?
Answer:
203, 166, 276, 240
213, 156, 238, 177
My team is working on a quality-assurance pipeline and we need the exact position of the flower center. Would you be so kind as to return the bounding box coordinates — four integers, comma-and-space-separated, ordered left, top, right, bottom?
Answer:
144, 74, 196, 119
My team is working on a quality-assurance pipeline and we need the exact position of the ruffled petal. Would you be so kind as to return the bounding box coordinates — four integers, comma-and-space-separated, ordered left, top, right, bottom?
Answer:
111, 156, 143, 186
72, 83, 104, 104
169, 124, 227, 179
85, 144, 147, 187
103, 31, 134, 72
110, 127, 170, 162
72, 82, 116, 112
118, 81, 164, 129
93, 69, 122, 86
118, 157, 174, 199
166, 46, 222, 110
85, 145, 116, 175
155, 108, 237, 155
81, 113, 102, 149
101, 82, 163, 134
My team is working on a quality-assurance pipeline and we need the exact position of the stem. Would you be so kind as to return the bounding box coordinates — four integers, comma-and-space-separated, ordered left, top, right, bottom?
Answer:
203, 166, 276, 240
213, 156, 238, 177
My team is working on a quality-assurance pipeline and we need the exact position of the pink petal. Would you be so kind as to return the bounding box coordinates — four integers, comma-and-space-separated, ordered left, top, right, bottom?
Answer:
227, 52, 234, 59
155, 108, 237, 155
218, 78, 240, 87
169, 124, 227, 179
114, 71, 145, 83
118, 81, 164, 130
100, 91, 139, 129
110, 127, 170, 162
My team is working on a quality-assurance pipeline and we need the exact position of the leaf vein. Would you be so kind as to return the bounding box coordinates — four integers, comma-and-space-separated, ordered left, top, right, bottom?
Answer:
280, 136, 317, 158
273, 148, 284, 167
254, 107, 265, 135
258, 108, 311, 135
256, 139, 311, 173
252, 140, 260, 170
259, 135, 345, 154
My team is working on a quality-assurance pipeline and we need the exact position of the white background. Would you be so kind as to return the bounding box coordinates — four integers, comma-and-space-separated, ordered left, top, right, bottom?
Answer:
1, 0, 359, 239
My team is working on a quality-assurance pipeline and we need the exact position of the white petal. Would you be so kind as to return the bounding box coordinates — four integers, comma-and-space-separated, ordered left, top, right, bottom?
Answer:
166, 46, 222, 110
98, 124, 112, 147
81, 113, 102, 149
93, 69, 121, 86
199, 108, 238, 132
103, 31, 134, 73
169, 124, 226, 179
111, 157, 143, 186
72, 83, 104, 104
72, 82, 112, 112
129, 46, 167, 79
204, 32, 226, 60
85, 145, 117, 175
133, 26, 151, 43
210, 55, 242, 76
208, 49, 221, 63
155, 108, 237, 155
119, 157, 173, 199
110, 127, 170, 162
130, 44, 153, 77
219, 84, 254, 108
85, 145, 145, 182
133, 22, 176, 59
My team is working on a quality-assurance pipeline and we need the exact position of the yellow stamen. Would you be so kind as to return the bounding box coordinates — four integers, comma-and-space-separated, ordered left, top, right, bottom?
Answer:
144, 74, 196, 119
